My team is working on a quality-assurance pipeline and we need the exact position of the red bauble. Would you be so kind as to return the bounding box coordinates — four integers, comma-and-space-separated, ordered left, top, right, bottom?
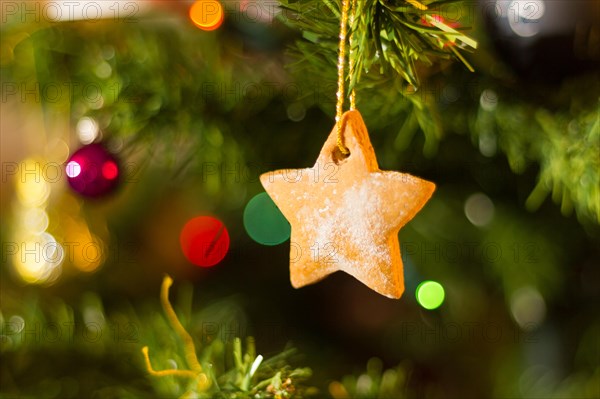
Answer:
65, 143, 120, 197
180, 216, 230, 267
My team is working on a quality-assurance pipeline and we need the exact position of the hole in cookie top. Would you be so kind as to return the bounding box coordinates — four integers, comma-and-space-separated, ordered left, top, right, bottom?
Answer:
332, 146, 351, 164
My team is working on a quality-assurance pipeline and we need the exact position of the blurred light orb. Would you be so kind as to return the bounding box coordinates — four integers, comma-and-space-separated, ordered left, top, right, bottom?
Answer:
83, 305, 106, 328
356, 374, 373, 395
480, 89, 498, 111
511, 286, 546, 329
180, 216, 230, 267
167, 359, 179, 370
94, 61, 112, 79
416, 280, 445, 310
15, 159, 51, 208
507, 0, 546, 38
243, 192, 290, 245
464, 193, 495, 227
8, 315, 25, 333
22, 208, 50, 234
76, 117, 99, 144
101, 161, 119, 180
479, 134, 497, 157
442, 85, 460, 103
62, 217, 105, 273
286, 102, 306, 122
12, 232, 64, 284
189, 0, 224, 31
74, 234, 105, 273
66, 161, 82, 178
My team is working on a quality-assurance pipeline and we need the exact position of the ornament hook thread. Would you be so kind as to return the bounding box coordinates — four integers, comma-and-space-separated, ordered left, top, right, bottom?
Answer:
335, 0, 357, 155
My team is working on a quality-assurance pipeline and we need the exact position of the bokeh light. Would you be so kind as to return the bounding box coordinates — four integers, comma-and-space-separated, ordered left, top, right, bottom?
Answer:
76, 117, 99, 144
66, 161, 82, 178
22, 208, 49, 234
510, 286, 546, 329
286, 103, 306, 122
507, 0, 546, 38
101, 161, 119, 180
180, 216, 230, 267
243, 192, 290, 245
480, 89, 498, 112
416, 280, 445, 310
189, 0, 224, 31
12, 232, 64, 284
64, 218, 106, 273
15, 159, 50, 207
94, 61, 112, 79
464, 193, 495, 227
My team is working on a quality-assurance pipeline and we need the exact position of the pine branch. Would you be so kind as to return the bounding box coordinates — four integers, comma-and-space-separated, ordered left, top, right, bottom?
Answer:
449, 74, 600, 224
278, 0, 477, 90
0, 278, 314, 398
141, 276, 314, 398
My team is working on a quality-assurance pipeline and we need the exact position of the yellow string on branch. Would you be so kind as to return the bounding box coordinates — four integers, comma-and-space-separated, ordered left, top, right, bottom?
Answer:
142, 346, 198, 380
141, 275, 210, 396
160, 275, 203, 373
348, 0, 358, 111
335, 0, 352, 155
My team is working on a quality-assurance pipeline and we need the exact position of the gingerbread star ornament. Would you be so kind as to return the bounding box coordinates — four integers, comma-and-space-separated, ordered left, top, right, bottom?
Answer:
260, 110, 435, 298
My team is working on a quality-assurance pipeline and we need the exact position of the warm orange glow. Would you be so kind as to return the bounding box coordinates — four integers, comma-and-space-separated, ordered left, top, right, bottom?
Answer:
189, 0, 224, 31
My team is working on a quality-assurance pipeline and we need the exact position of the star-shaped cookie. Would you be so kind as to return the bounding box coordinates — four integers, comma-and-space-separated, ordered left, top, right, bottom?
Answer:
260, 110, 435, 298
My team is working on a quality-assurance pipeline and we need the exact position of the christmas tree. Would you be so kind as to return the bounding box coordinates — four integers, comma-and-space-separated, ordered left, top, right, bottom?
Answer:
1, 1, 599, 398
